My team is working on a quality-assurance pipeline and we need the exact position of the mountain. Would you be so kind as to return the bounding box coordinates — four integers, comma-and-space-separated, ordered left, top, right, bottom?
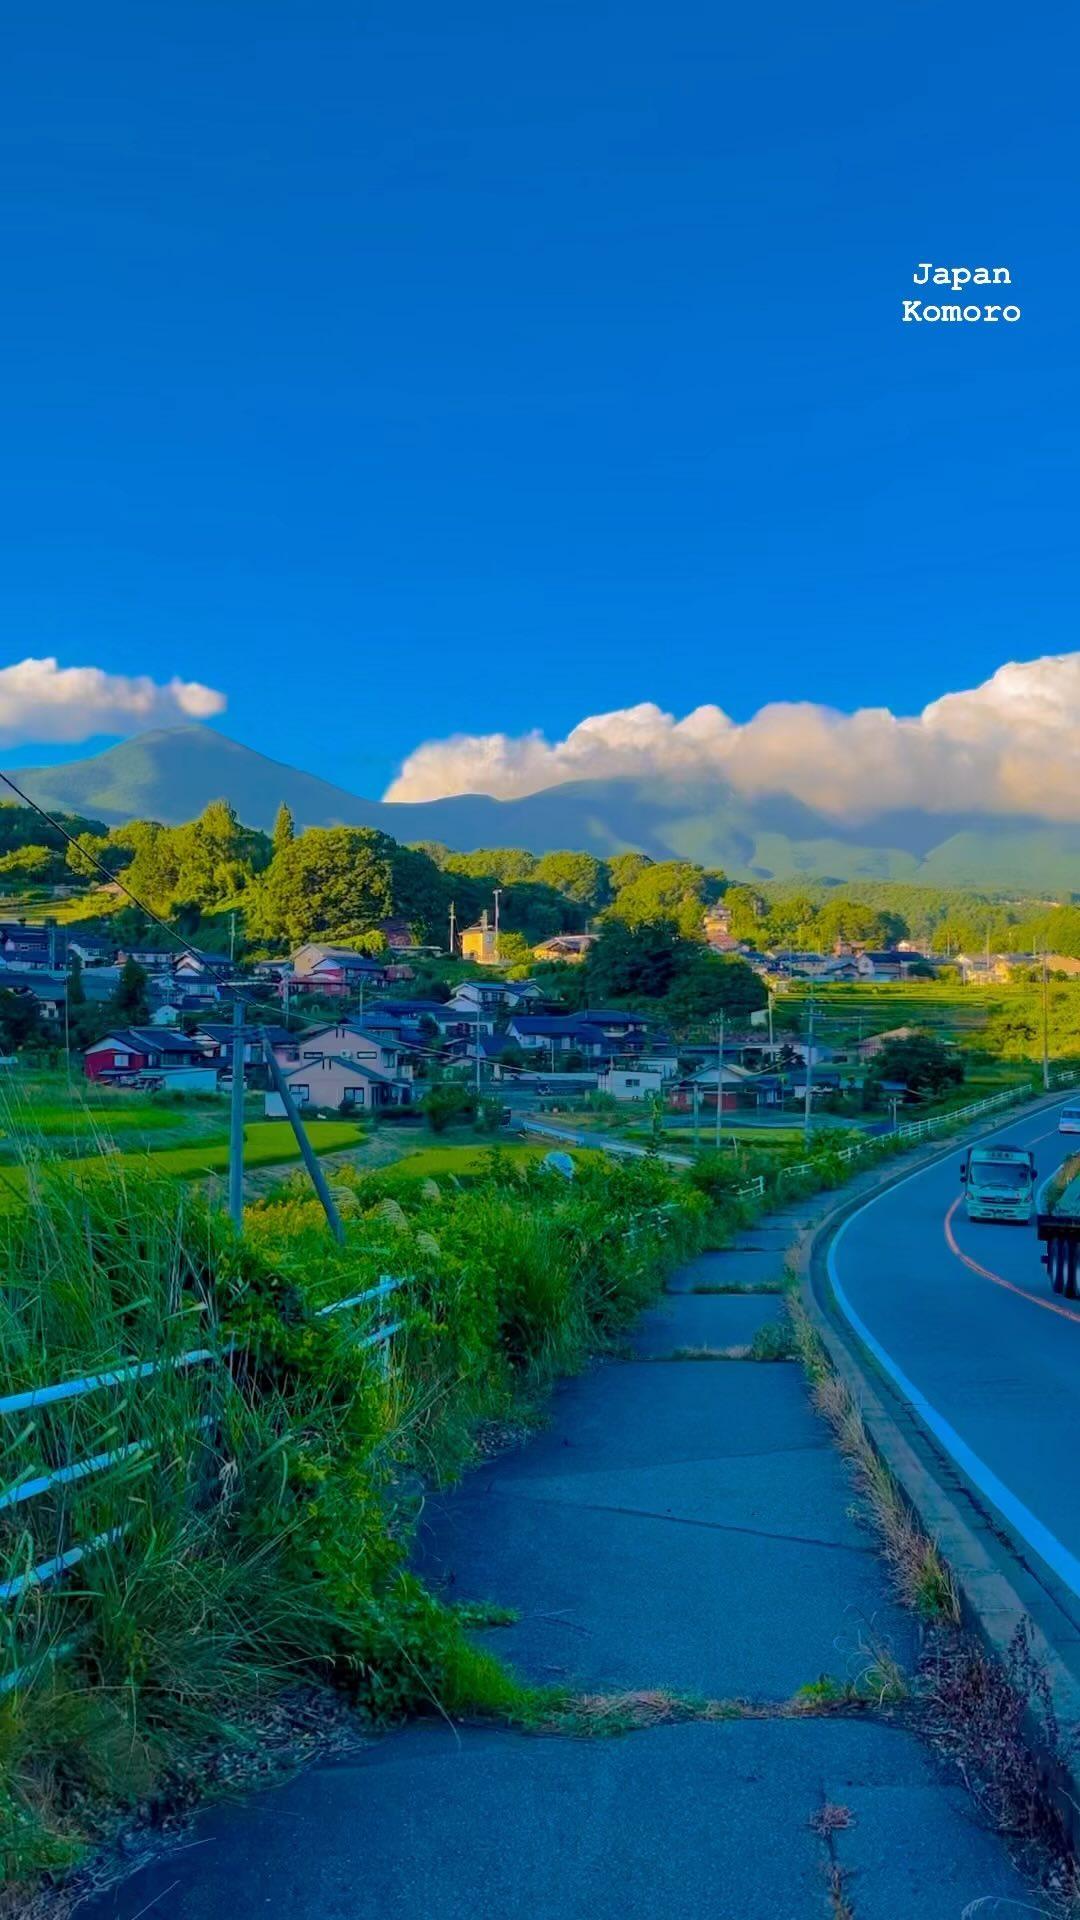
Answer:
13, 725, 1080, 891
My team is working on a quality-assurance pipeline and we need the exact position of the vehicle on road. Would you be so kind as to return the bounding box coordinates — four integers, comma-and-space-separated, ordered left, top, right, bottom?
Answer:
960, 1143, 1038, 1223
1059, 1103, 1080, 1135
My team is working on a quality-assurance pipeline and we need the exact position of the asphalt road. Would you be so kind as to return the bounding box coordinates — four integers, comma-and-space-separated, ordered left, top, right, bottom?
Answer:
830, 1093, 1080, 1616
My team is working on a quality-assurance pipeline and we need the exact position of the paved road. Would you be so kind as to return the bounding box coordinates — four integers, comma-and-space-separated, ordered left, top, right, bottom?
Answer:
830, 1093, 1080, 1616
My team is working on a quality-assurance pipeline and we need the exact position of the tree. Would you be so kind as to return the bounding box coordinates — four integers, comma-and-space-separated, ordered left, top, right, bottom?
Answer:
0, 991, 43, 1052
605, 861, 722, 941
113, 958, 150, 1024
67, 952, 86, 1007
607, 853, 653, 893
815, 898, 903, 950
255, 827, 444, 947
421, 1083, 478, 1132
0, 845, 65, 883
665, 952, 768, 1028
272, 803, 296, 856
583, 919, 686, 1000
532, 851, 611, 910
868, 1032, 964, 1101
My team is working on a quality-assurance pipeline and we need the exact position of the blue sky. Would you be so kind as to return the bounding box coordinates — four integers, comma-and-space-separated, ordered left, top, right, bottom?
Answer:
1, 0, 1076, 803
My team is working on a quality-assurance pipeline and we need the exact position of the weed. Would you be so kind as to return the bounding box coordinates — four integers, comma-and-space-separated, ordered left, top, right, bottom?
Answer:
747, 1315, 797, 1361
0, 1147, 710, 1886
451, 1601, 518, 1630
789, 1298, 959, 1622
810, 1801, 854, 1836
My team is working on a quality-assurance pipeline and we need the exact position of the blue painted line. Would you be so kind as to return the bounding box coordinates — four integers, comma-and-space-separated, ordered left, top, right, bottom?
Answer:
827, 1096, 1080, 1603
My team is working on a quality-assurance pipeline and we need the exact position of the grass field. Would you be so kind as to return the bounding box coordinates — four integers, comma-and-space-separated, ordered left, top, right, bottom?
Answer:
376, 1141, 606, 1182
783, 978, 996, 1039
0, 1116, 366, 1208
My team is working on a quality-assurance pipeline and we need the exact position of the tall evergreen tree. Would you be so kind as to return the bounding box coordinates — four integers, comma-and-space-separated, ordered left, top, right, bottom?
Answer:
272, 803, 296, 855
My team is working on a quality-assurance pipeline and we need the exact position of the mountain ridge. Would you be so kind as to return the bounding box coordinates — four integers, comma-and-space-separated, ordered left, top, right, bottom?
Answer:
11, 725, 1080, 891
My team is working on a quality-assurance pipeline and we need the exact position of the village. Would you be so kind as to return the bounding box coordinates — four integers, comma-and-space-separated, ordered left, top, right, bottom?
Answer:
0, 896, 1057, 1128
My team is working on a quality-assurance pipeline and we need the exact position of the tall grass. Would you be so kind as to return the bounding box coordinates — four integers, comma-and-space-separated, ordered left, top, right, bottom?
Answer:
0, 1146, 708, 1889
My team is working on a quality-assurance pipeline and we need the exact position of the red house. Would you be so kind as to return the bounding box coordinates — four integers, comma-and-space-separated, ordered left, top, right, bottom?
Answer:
83, 1029, 211, 1083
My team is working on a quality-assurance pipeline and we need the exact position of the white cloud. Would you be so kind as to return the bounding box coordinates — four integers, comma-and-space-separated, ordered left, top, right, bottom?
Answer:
0, 657, 227, 747
384, 652, 1080, 821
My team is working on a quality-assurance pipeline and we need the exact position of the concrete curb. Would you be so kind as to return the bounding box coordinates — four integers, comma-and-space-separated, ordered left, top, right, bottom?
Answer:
789, 1090, 1080, 1849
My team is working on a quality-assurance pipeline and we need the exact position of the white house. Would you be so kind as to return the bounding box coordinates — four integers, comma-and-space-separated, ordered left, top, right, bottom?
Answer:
598, 1065, 669, 1102
295, 1021, 415, 1083
273, 1053, 413, 1112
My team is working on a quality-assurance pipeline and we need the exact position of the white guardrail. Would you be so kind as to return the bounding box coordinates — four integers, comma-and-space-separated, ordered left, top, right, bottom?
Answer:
775, 1073, 1080, 1186
0, 1276, 407, 1662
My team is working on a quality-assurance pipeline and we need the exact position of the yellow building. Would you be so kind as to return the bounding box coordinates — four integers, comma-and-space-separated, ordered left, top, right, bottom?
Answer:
460, 914, 500, 965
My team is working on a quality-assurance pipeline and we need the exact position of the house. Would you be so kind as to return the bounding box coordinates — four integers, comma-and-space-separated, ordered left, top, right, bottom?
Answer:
668, 1064, 756, 1113
702, 905, 736, 951
446, 979, 516, 1016
173, 948, 233, 982
290, 945, 388, 997
627, 1051, 679, 1079
598, 1065, 670, 1102
294, 1021, 415, 1083
447, 978, 544, 1018
443, 1032, 511, 1070
857, 950, 933, 982
505, 1016, 610, 1061
459, 913, 500, 966
274, 1054, 413, 1112
857, 1026, 919, 1062
83, 1029, 213, 1083
580, 1009, 652, 1052
0, 971, 68, 1018
532, 934, 597, 964
116, 948, 173, 972
194, 1024, 295, 1069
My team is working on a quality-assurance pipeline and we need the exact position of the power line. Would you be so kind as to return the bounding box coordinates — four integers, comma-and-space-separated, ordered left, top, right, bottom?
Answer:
0, 769, 199, 959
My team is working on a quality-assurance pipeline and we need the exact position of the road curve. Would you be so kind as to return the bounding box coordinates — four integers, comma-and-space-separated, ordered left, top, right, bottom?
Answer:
829, 1095, 1080, 1621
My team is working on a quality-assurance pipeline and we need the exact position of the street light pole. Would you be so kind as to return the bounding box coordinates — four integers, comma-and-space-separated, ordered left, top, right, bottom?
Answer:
227, 994, 246, 1232
802, 990, 815, 1143
1042, 952, 1051, 1092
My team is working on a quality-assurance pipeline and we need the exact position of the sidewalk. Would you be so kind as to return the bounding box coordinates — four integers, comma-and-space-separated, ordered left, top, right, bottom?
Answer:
83, 1200, 1028, 1920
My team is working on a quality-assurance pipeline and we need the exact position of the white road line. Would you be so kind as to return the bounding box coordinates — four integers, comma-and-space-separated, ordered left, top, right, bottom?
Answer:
827, 1096, 1080, 1603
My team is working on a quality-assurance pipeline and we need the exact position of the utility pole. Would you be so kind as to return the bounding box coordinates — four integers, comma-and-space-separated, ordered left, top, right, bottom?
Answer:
493, 888, 502, 962
229, 911, 237, 964
260, 1032, 344, 1242
1042, 952, 1051, 1092
767, 991, 774, 1052
475, 1009, 483, 1098
714, 1010, 725, 1151
227, 994, 246, 1232
692, 1080, 700, 1150
803, 990, 816, 1142
448, 899, 457, 956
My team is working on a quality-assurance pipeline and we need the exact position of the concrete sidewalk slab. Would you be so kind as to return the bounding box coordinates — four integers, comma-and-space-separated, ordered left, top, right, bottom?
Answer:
490, 1445, 875, 1546
416, 1482, 911, 1696
667, 1246, 788, 1291
629, 1291, 782, 1352
470, 1361, 829, 1482
79, 1721, 1028, 1920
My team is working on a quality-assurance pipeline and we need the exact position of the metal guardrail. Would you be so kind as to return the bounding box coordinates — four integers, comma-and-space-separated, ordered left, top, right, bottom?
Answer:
0, 1277, 407, 1629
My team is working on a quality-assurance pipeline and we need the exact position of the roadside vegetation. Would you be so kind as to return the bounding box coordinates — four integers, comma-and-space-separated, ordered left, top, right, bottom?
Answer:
0, 1148, 709, 1889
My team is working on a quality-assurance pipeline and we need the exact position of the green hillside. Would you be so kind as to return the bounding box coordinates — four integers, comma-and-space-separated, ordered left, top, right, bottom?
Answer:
15, 726, 1080, 890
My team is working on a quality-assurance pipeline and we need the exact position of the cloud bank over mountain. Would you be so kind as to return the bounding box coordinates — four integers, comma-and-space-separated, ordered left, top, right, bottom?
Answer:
0, 658, 227, 747
384, 652, 1080, 821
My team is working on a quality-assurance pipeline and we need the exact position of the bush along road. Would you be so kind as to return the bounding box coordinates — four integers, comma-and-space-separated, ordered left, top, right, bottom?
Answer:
43, 1100, 1080, 1920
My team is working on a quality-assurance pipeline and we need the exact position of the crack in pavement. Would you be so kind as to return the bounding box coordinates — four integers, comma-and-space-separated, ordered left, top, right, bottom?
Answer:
475, 1484, 875, 1556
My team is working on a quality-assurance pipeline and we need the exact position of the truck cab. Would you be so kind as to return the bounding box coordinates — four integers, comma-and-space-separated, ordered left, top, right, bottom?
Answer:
960, 1143, 1037, 1224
